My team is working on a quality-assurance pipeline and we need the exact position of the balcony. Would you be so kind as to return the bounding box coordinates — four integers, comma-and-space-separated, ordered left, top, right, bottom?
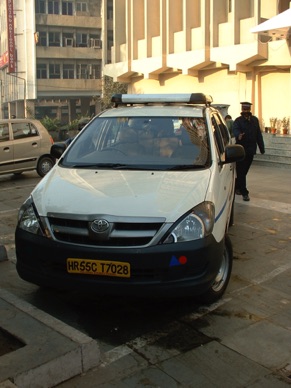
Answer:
36, 14, 102, 29
37, 79, 102, 98
36, 46, 102, 60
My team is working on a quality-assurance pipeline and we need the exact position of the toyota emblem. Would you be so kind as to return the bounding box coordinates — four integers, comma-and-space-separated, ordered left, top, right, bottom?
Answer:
91, 219, 110, 233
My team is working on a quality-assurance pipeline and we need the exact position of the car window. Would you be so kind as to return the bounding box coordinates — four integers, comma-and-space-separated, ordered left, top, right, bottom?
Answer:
213, 113, 230, 146
62, 116, 211, 169
211, 115, 225, 156
12, 123, 39, 140
0, 124, 9, 142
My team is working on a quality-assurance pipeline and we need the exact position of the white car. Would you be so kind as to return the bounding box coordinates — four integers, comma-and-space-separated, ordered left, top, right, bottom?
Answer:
15, 93, 244, 303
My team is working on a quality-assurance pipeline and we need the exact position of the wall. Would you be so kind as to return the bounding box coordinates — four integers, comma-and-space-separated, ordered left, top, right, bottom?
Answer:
106, 0, 291, 127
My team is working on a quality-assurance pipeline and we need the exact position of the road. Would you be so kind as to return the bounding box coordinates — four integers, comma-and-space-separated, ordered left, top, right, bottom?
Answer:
0, 165, 291, 386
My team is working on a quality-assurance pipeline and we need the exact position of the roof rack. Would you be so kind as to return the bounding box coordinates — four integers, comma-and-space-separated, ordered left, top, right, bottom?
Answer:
111, 93, 213, 107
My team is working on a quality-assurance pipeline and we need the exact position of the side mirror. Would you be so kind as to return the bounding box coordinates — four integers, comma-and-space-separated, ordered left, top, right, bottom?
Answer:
51, 143, 67, 159
222, 144, 245, 164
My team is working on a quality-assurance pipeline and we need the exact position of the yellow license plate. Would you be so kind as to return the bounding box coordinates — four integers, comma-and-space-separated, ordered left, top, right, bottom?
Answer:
67, 258, 130, 278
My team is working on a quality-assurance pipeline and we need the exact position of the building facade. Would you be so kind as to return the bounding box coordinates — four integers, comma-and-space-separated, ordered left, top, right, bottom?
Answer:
0, 0, 113, 122
104, 0, 291, 129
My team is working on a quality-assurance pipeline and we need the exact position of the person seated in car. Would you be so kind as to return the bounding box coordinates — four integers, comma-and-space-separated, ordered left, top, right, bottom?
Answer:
114, 121, 145, 156
172, 118, 208, 163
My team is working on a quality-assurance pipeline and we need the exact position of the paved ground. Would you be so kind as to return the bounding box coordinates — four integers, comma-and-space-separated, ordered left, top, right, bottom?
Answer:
0, 164, 291, 387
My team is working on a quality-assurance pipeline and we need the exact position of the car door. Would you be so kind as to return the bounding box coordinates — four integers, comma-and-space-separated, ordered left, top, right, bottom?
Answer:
11, 122, 41, 171
0, 123, 14, 173
211, 113, 234, 230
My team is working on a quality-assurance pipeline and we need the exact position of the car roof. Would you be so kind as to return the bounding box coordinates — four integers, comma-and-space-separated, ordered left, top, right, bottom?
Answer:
99, 93, 220, 118
111, 93, 213, 105
100, 105, 207, 118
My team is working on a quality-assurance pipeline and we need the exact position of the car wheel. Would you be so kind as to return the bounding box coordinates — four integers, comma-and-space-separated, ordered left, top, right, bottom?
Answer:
37, 156, 55, 177
198, 235, 233, 305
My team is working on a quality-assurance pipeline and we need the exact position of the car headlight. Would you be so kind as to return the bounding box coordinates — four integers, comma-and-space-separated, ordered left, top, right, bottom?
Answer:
163, 201, 215, 244
18, 196, 44, 236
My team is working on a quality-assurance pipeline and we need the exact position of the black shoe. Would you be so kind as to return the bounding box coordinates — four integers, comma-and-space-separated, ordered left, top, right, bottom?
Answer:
235, 189, 241, 195
243, 194, 250, 201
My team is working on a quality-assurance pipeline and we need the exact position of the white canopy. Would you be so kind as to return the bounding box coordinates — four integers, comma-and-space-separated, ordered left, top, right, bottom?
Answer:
250, 8, 291, 39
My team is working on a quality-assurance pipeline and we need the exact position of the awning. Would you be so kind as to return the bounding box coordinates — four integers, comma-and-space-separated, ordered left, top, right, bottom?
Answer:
250, 8, 291, 39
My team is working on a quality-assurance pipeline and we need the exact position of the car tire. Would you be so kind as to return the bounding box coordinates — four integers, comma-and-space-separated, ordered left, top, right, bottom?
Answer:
37, 156, 55, 177
198, 234, 233, 305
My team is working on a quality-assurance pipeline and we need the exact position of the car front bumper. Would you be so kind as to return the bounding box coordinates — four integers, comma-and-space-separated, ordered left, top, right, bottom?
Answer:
15, 228, 225, 298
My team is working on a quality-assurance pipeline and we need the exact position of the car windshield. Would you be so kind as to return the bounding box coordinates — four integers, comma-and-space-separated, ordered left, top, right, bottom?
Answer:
60, 116, 210, 170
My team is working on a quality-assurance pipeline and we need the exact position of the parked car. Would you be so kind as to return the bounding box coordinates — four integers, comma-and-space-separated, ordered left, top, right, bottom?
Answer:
15, 93, 244, 303
0, 119, 55, 177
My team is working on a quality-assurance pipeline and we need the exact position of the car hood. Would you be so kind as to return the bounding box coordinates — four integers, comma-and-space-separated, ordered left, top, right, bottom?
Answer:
32, 166, 211, 222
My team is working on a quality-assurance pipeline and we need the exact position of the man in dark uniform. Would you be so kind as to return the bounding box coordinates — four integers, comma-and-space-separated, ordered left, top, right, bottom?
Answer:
233, 102, 265, 201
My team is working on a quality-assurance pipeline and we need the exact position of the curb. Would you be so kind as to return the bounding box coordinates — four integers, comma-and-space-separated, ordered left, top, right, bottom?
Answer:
0, 289, 100, 387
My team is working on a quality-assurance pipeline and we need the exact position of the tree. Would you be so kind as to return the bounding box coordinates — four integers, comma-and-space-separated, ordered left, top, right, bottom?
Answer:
101, 76, 128, 110
41, 116, 61, 132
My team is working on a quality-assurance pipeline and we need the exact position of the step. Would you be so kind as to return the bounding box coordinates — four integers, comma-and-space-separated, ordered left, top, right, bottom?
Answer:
251, 133, 291, 167
256, 152, 291, 161
264, 147, 291, 156
262, 133, 291, 146
253, 157, 291, 168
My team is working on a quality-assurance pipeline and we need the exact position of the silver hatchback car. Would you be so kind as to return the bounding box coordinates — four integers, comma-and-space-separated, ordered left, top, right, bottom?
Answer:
0, 119, 55, 177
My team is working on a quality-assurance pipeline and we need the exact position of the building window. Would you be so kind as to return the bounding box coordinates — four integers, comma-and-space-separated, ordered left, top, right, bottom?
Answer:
39, 31, 47, 46
48, 0, 59, 14
63, 33, 74, 47
63, 64, 74, 79
49, 64, 61, 79
89, 64, 101, 79
76, 33, 88, 47
89, 37, 102, 48
49, 32, 60, 46
37, 64, 47, 79
62, 1, 73, 15
76, 2, 87, 12
36, 0, 46, 13
108, 5, 113, 19
77, 64, 88, 79
107, 31, 113, 50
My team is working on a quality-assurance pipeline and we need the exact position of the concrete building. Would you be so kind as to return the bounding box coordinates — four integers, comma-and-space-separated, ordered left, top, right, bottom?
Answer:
104, 0, 291, 131
0, 0, 113, 122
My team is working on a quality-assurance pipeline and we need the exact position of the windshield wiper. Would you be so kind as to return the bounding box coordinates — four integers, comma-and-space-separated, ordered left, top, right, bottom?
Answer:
69, 163, 128, 169
69, 163, 154, 170
167, 164, 205, 170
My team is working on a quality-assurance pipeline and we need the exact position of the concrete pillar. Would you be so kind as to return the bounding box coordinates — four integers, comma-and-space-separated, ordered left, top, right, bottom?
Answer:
15, 101, 25, 118
8, 102, 17, 118
56, 105, 62, 121
26, 100, 35, 118
94, 99, 101, 115
69, 99, 77, 121
80, 97, 91, 116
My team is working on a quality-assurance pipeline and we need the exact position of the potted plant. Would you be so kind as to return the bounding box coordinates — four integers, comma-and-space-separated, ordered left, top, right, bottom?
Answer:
269, 117, 277, 134
282, 117, 289, 135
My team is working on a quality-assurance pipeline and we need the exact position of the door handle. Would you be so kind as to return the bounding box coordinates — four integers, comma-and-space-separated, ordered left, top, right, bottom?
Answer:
3, 147, 10, 151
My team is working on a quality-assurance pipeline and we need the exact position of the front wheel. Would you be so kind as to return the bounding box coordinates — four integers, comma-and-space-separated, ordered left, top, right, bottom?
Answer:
198, 235, 233, 305
37, 156, 55, 177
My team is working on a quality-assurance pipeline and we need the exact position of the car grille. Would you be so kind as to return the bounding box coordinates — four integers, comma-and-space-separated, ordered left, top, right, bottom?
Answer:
47, 216, 165, 247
